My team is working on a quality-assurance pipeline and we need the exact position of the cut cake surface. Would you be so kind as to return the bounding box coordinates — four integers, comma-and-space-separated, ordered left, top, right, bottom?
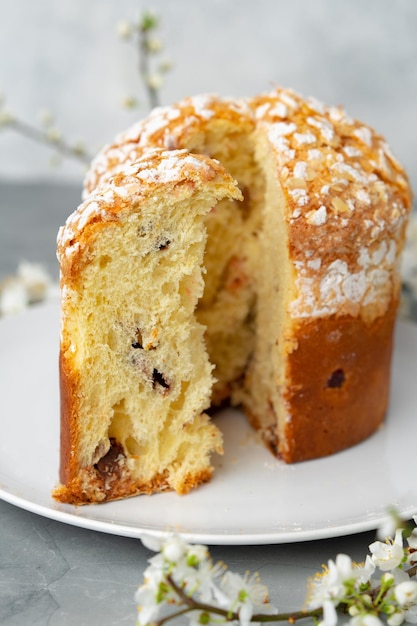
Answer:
54, 88, 412, 504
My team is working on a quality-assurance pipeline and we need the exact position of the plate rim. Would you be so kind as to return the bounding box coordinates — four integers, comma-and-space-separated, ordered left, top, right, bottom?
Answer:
1, 301, 417, 545
1, 486, 417, 545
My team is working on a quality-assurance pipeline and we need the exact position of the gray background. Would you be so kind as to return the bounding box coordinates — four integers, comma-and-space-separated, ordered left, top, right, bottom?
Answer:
0, 0, 416, 191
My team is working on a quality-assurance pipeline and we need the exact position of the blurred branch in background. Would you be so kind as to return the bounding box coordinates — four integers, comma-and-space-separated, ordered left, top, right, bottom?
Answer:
118, 10, 173, 111
0, 9, 171, 169
0, 101, 92, 166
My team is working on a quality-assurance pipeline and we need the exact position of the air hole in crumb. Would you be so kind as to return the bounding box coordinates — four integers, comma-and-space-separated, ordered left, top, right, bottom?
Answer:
152, 368, 170, 391
240, 186, 252, 220
327, 368, 346, 388
125, 436, 142, 456
170, 381, 190, 411
107, 328, 118, 350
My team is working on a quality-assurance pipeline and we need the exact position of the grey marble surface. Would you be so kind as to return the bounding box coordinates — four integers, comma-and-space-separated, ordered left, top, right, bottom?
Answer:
0, 181, 410, 625
0, 497, 377, 626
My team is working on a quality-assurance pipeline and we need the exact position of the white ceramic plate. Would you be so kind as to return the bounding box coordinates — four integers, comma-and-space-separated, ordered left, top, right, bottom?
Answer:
1, 301, 416, 545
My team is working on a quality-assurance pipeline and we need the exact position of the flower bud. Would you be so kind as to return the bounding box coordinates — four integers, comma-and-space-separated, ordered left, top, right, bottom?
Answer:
0, 110, 14, 125
381, 573, 395, 584
116, 20, 134, 39
349, 605, 361, 616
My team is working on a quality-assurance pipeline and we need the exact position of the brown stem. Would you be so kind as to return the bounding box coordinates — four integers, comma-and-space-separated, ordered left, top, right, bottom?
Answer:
162, 575, 323, 624
252, 609, 323, 623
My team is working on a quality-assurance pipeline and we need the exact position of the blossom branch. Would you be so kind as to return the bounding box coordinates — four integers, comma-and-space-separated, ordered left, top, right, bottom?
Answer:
0, 113, 92, 164
136, 514, 417, 626
0, 10, 172, 169
250, 609, 324, 623
162, 574, 322, 624
138, 12, 161, 110
117, 10, 172, 111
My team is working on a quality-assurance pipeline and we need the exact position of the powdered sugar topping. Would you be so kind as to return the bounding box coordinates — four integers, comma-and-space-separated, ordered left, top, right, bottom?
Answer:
59, 149, 220, 262
78, 87, 411, 323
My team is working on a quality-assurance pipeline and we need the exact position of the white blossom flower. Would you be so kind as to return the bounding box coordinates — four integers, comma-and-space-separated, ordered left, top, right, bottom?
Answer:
390, 568, 410, 585
135, 520, 417, 626
135, 583, 162, 625
308, 554, 358, 610
0, 262, 55, 317
220, 570, 272, 626
17, 261, 52, 303
184, 557, 225, 605
135, 555, 169, 626
0, 279, 28, 315
133, 516, 417, 626
407, 530, 417, 551
404, 604, 417, 624
369, 529, 405, 571
356, 555, 376, 585
387, 610, 406, 626
394, 581, 417, 607
161, 534, 187, 563
320, 599, 338, 626
186, 543, 208, 566
138, 533, 227, 624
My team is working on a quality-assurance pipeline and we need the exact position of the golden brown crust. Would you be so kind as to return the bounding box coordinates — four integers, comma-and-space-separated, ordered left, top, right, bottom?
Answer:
251, 89, 411, 323
83, 95, 254, 196
58, 350, 77, 485
279, 298, 398, 462
55, 87, 413, 505
53, 467, 214, 505
84, 89, 412, 323
54, 148, 238, 505
59, 149, 241, 286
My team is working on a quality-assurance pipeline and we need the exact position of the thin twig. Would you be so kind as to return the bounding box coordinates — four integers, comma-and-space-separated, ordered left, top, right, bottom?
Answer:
139, 25, 159, 109
2, 117, 92, 164
162, 574, 323, 625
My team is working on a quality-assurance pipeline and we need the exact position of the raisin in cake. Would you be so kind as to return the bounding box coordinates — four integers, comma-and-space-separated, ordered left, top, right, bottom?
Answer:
54, 88, 412, 504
